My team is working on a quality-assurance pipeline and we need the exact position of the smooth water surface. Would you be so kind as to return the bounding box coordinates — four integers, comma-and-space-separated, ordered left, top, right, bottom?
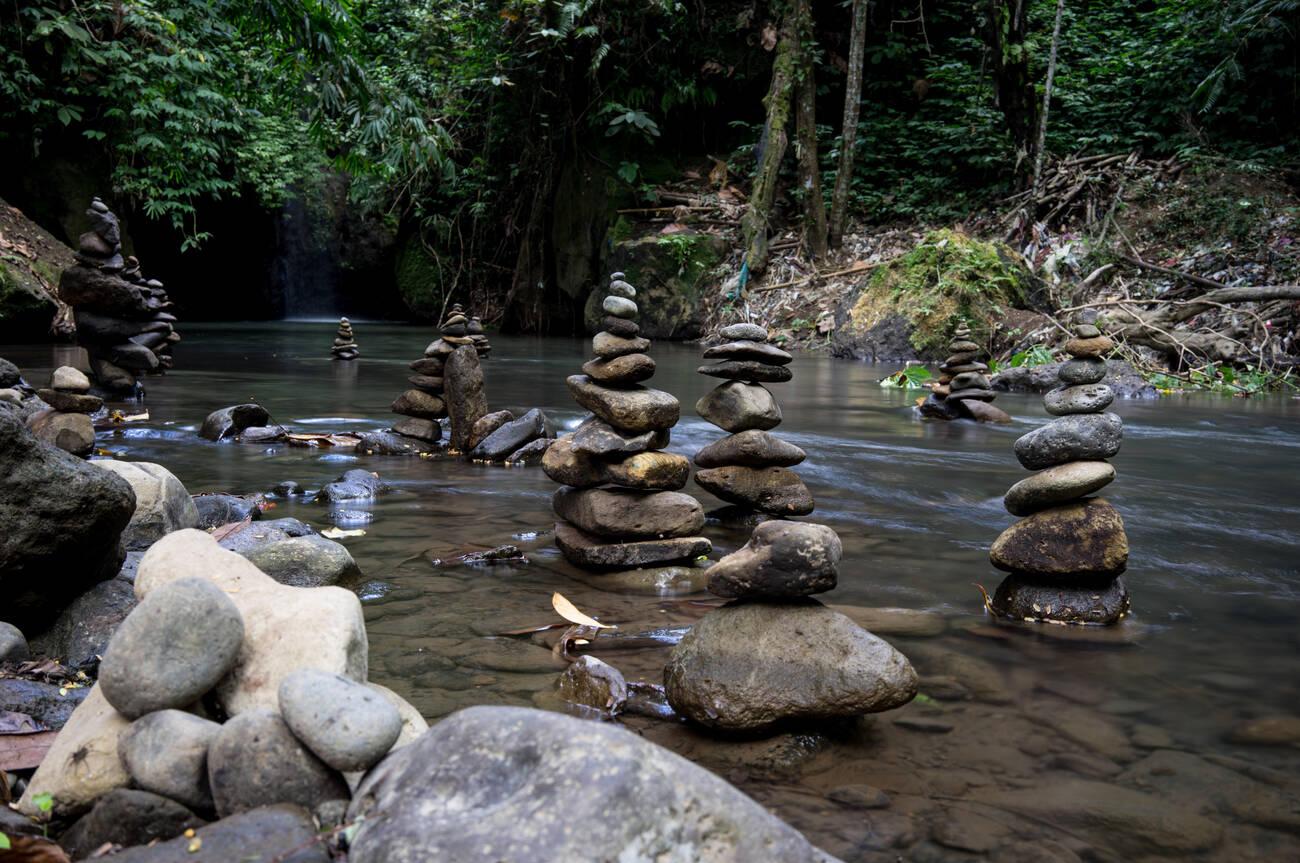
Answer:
7, 321, 1299, 860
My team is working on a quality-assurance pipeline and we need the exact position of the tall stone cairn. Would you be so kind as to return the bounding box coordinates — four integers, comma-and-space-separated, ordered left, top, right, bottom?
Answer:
331, 317, 359, 360
467, 315, 492, 357
693, 323, 813, 517
989, 323, 1129, 624
544, 273, 711, 571
58, 198, 180, 393
920, 323, 1009, 423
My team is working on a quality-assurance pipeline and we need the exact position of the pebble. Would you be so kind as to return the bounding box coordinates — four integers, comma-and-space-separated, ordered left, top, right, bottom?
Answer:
279, 669, 403, 771
119, 709, 221, 810
719, 323, 768, 341
98, 576, 245, 719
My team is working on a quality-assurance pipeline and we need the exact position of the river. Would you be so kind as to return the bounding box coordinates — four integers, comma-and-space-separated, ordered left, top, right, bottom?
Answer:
6, 321, 1299, 860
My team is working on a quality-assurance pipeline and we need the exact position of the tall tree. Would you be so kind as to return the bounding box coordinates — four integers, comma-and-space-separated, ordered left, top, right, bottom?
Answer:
828, 0, 868, 248
1031, 0, 1068, 196
793, 0, 827, 260
741, 9, 799, 275
987, 0, 1038, 180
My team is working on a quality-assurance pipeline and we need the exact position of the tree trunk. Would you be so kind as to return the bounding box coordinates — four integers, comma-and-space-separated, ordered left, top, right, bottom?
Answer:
1030, 0, 1067, 197
793, 0, 827, 262
741, 11, 799, 276
828, 0, 868, 248
987, 0, 1037, 180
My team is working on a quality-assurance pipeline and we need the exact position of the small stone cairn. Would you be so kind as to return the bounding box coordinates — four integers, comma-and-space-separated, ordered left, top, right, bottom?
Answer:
388, 307, 461, 446
467, 314, 492, 357
27, 365, 102, 456
544, 273, 711, 571
58, 198, 180, 393
920, 323, 1010, 423
664, 520, 918, 733
331, 317, 359, 360
989, 324, 1129, 624
694, 322, 812, 518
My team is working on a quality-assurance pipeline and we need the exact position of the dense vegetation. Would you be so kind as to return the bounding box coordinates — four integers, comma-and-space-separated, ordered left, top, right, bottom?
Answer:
1, 0, 1296, 322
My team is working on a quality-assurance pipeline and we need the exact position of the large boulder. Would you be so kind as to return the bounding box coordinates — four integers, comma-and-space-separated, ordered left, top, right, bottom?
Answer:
0, 411, 134, 632
135, 529, 368, 715
93, 460, 200, 549
665, 600, 917, 732
199, 404, 271, 441
346, 705, 838, 862
28, 576, 137, 671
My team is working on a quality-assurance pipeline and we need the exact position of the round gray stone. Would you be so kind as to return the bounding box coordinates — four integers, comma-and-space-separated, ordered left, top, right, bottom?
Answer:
602, 295, 638, 319
207, 709, 351, 817
719, 323, 768, 341
1058, 357, 1107, 385
1044, 383, 1115, 416
99, 577, 245, 719
119, 709, 221, 810
1004, 460, 1115, 516
278, 669, 403, 772
1014, 412, 1123, 470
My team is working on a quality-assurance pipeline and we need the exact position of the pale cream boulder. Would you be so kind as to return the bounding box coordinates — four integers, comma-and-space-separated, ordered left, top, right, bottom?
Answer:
93, 460, 199, 548
18, 685, 131, 818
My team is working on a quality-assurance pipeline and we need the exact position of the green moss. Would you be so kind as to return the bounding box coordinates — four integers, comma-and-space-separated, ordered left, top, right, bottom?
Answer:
393, 235, 444, 319
0, 256, 55, 324
848, 229, 1031, 355
589, 231, 727, 338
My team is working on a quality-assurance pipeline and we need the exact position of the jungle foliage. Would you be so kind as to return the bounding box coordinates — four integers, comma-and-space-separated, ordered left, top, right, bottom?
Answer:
0, 1, 1296, 292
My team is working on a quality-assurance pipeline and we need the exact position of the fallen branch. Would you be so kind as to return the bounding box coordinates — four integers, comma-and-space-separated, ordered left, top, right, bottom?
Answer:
1118, 253, 1230, 293
749, 257, 898, 294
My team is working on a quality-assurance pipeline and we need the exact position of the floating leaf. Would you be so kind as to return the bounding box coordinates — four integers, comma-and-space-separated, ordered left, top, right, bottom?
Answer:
321, 527, 365, 539
551, 592, 615, 629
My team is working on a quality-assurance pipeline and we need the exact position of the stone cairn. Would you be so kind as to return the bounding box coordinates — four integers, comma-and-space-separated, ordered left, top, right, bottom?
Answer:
544, 272, 711, 572
989, 323, 1129, 624
467, 314, 492, 357
331, 317, 359, 360
664, 520, 918, 733
388, 304, 487, 452
58, 198, 179, 394
920, 323, 1010, 423
694, 323, 813, 519
27, 365, 101, 456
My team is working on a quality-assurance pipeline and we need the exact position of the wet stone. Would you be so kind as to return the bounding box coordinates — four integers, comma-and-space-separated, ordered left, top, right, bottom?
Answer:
719, 322, 768, 341
698, 360, 793, 383
707, 521, 841, 599
552, 487, 705, 539
694, 428, 805, 468
566, 375, 679, 433
1014, 412, 1123, 470
1004, 461, 1115, 516
554, 522, 710, 569
392, 416, 441, 442
504, 437, 552, 466
470, 408, 551, 462
695, 465, 814, 515
467, 410, 514, 450
1044, 383, 1115, 416
569, 415, 669, 458
991, 575, 1130, 624
556, 655, 627, 714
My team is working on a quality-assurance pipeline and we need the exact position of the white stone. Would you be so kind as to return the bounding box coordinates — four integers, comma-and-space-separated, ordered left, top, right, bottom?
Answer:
93, 460, 199, 547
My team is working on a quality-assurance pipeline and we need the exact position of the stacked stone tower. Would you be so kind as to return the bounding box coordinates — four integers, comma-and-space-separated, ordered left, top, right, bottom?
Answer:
467, 315, 492, 357
989, 324, 1129, 624
544, 273, 710, 571
331, 318, 359, 360
693, 323, 812, 517
920, 323, 1008, 422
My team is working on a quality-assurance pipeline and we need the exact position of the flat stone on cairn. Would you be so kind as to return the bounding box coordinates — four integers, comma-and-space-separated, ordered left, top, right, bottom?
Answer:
546, 273, 710, 572
467, 315, 492, 357
665, 520, 917, 733
387, 310, 465, 446
920, 323, 1010, 423
694, 321, 812, 517
28, 365, 101, 455
331, 317, 359, 360
989, 324, 1130, 625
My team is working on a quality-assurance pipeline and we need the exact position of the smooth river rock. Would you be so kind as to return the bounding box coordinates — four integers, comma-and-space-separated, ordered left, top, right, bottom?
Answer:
695, 465, 815, 515
665, 600, 918, 732
592, 332, 650, 359
991, 498, 1128, 577
581, 352, 656, 385
552, 487, 705, 539
703, 340, 793, 365
119, 709, 222, 810
707, 521, 841, 598
569, 414, 669, 457
92, 804, 329, 863
469, 408, 551, 461
542, 438, 689, 490
698, 360, 793, 383
208, 709, 351, 817
696, 381, 782, 432
1014, 412, 1123, 470
239, 534, 361, 587
1057, 357, 1108, 385
345, 705, 838, 863
719, 322, 768, 341
992, 574, 1130, 625
466, 410, 513, 450
390, 388, 446, 419
554, 522, 710, 569
1004, 460, 1116, 516
199, 404, 271, 441
0, 621, 30, 663
279, 669, 403, 771
135, 530, 368, 715
566, 374, 679, 433
93, 460, 200, 549
1044, 382, 1115, 416
99, 576, 245, 718
694, 428, 806, 468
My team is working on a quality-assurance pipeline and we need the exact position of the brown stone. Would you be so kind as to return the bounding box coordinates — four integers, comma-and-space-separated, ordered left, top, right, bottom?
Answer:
956, 399, 1012, 423
698, 360, 793, 383
1004, 461, 1115, 516
581, 353, 656, 386
566, 375, 678, 434
391, 389, 446, 419
27, 409, 95, 455
554, 522, 710, 569
407, 374, 444, 391
991, 574, 1129, 625
990, 498, 1128, 578
542, 438, 689, 490
553, 487, 705, 539
592, 332, 650, 359
1065, 335, 1115, 358
444, 345, 488, 451
467, 410, 514, 451
409, 357, 446, 376
36, 389, 103, 414
695, 466, 814, 516
694, 429, 805, 468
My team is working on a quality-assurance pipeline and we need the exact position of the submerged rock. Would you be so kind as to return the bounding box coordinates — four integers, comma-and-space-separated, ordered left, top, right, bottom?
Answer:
315, 469, 386, 504
991, 574, 1130, 625
665, 600, 917, 732
346, 705, 838, 862
555, 655, 628, 714
199, 404, 271, 441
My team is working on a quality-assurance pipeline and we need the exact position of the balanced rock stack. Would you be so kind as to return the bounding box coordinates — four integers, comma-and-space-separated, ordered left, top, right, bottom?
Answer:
27, 365, 102, 456
331, 318, 359, 360
389, 304, 488, 451
989, 324, 1128, 624
58, 198, 180, 393
665, 521, 918, 732
544, 273, 711, 571
694, 322, 812, 518
467, 314, 492, 357
920, 323, 1009, 423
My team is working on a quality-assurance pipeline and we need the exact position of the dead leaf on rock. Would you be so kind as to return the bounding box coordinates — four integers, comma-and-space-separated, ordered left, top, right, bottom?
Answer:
0, 711, 45, 735
0, 834, 71, 862
321, 527, 365, 539
551, 592, 615, 629
210, 518, 252, 543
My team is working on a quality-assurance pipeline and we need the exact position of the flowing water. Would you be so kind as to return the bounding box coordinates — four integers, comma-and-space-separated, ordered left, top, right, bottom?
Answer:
6, 321, 1300, 860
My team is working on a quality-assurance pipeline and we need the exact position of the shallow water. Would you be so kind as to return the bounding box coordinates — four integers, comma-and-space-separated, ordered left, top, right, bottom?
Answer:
7, 321, 1300, 860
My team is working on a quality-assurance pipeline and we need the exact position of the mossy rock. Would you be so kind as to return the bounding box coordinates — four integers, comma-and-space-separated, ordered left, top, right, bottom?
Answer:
393, 234, 445, 320
832, 229, 1033, 361
586, 232, 726, 340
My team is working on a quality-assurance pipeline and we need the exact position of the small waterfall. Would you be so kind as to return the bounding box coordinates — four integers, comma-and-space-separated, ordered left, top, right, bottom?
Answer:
273, 195, 340, 319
